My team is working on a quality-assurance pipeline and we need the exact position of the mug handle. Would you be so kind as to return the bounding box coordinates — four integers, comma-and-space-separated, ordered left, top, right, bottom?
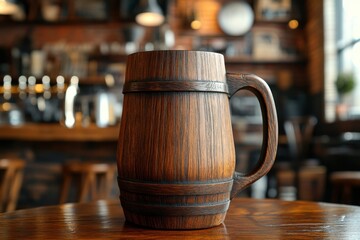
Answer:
226, 73, 278, 199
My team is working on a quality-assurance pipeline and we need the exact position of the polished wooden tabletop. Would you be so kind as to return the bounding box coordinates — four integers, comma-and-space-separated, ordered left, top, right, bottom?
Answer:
1, 198, 360, 239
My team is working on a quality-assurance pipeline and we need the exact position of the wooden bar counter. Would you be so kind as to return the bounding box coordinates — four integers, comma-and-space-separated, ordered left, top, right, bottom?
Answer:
0, 124, 120, 142
1, 198, 359, 239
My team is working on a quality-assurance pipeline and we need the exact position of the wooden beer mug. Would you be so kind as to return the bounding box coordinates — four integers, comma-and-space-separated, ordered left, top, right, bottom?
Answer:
117, 50, 278, 229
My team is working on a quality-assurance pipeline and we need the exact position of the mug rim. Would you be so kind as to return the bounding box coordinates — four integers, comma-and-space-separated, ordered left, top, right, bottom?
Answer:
127, 50, 224, 58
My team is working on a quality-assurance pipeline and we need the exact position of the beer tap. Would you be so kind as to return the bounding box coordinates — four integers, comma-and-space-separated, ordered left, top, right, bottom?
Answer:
63, 76, 79, 128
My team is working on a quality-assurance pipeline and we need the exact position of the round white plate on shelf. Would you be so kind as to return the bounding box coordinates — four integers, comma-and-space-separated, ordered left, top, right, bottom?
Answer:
217, 1, 254, 36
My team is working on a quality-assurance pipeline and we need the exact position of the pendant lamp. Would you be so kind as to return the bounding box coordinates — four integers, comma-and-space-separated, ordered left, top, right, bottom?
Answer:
135, 0, 164, 27
0, 0, 18, 15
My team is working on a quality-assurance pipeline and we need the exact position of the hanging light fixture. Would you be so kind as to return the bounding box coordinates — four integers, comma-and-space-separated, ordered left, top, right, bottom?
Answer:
135, 0, 165, 27
0, 0, 18, 15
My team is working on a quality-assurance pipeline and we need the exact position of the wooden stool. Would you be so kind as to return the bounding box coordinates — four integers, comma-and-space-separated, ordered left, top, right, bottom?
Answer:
0, 158, 25, 212
276, 168, 296, 201
60, 162, 117, 203
276, 165, 326, 201
298, 166, 326, 201
331, 171, 360, 204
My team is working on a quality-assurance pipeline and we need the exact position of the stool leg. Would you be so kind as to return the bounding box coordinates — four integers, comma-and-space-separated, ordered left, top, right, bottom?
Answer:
343, 185, 352, 204
1, 168, 16, 212
100, 172, 112, 199
0, 190, 4, 212
78, 172, 93, 202
0, 169, 12, 212
6, 169, 24, 212
105, 169, 115, 199
97, 173, 105, 199
332, 183, 340, 203
60, 173, 72, 204
97, 169, 115, 200
89, 173, 97, 201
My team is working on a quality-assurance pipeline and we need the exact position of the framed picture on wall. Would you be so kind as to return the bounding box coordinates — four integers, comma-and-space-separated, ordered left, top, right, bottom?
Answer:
74, 0, 108, 20
252, 28, 282, 60
255, 0, 292, 21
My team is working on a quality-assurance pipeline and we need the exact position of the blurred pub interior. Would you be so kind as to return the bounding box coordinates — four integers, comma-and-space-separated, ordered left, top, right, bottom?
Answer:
0, 0, 359, 211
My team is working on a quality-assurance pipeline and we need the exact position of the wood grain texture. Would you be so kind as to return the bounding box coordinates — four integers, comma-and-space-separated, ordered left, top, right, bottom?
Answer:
226, 73, 278, 197
1, 198, 360, 239
117, 50, 277, 229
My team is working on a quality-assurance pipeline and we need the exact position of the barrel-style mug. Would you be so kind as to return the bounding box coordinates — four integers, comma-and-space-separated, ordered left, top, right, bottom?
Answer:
117, 50, 278, 229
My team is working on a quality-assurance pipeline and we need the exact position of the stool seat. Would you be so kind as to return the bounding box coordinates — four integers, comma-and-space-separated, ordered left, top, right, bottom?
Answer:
0, 158, 25, 212
60, 161, 117, 203
331, 171, 360, 204
331, 172, 360, 183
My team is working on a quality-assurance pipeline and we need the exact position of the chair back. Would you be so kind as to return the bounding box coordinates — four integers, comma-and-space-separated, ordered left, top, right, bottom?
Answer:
284, 116, 317, 165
